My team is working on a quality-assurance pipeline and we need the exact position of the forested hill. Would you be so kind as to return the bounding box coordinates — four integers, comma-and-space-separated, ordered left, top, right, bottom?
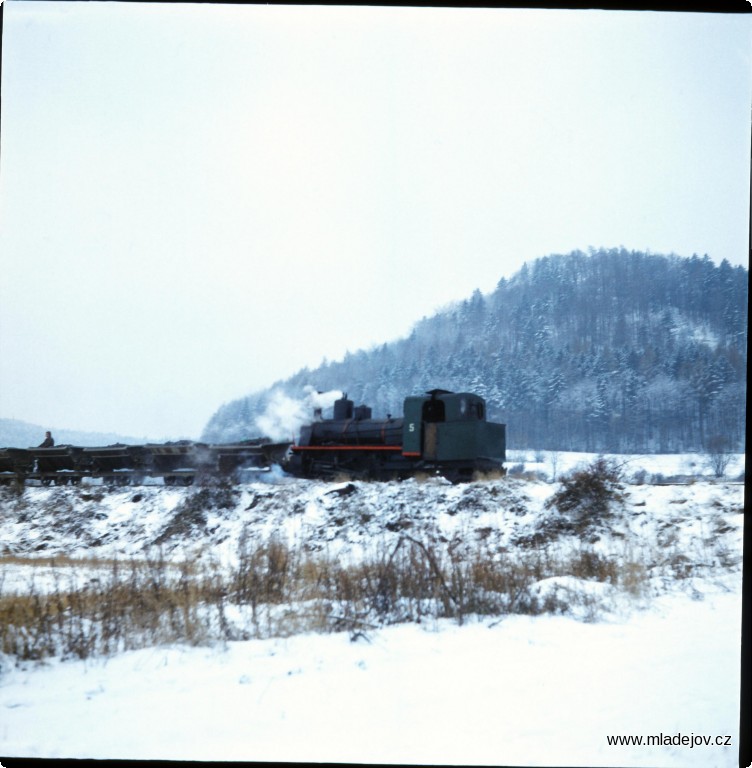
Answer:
203, 249, 748, 453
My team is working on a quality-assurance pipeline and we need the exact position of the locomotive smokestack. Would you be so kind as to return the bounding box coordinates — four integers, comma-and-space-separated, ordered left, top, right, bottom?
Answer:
333, 394, 354, 421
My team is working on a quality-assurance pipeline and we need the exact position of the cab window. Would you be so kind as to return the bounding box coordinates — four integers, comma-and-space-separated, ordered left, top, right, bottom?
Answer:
423, 399, 445, 422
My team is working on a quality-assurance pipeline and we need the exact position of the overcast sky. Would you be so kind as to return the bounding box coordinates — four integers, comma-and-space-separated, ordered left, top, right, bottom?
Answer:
1, 3, 750, 440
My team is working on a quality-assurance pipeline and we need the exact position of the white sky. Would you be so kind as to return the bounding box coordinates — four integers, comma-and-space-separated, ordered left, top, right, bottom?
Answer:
1, 3, 750, 440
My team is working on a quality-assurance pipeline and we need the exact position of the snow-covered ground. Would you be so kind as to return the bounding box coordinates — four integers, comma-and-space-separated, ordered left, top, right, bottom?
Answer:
0, 591, 741, 766
0, 452, 745, 766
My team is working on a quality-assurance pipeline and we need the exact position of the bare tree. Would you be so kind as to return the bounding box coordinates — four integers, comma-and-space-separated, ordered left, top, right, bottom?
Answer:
704, 434, 733, 478
548, 450, 561, 482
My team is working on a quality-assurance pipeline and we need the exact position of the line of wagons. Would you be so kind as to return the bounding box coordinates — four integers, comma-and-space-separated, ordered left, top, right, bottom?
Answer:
0, 389, 507, 486
0, 440, 290, 487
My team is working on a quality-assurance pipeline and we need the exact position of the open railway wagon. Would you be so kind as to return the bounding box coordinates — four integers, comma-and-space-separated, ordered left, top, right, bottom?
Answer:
286, 389, 506, 482
0, 448, 35, 484
147, 440, 290, 486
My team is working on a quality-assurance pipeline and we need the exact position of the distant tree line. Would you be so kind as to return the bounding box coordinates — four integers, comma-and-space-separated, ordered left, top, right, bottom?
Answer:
203, 249, 747, 454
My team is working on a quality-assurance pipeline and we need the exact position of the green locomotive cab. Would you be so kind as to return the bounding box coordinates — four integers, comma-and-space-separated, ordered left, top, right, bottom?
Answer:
403, 389, 506, 478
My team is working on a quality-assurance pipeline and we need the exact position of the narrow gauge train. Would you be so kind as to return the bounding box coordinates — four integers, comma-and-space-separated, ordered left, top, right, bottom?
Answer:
0, 389, 506, 486
285, 389, 506, 482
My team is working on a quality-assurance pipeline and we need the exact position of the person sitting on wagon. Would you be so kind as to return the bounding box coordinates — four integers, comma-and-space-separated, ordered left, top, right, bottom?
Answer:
38, 431, 54, 448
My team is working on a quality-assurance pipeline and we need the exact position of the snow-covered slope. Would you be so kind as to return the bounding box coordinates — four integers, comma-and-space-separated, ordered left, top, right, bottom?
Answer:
0, 453, 743, 562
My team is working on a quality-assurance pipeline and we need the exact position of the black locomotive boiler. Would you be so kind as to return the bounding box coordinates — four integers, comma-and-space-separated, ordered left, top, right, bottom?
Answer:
285, 389, 506, 482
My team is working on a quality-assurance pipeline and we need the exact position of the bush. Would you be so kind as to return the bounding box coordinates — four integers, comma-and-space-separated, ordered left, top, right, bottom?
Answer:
545, 457, 625, 532
155, 481, 239, 544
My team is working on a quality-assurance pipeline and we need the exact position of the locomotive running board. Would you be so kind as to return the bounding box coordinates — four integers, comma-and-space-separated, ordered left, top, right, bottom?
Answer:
291, 445, 403, 451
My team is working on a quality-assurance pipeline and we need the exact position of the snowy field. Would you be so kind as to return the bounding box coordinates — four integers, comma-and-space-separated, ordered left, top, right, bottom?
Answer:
0, 592, 741, 766
0, 452, 745, 766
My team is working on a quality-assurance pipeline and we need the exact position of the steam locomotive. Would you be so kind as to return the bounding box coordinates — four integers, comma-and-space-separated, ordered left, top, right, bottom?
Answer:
287, 389, 506, 482
0, 389, 506, 486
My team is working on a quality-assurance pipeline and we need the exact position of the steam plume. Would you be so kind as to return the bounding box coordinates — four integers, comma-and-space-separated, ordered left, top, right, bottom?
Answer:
254, 386, 342, 442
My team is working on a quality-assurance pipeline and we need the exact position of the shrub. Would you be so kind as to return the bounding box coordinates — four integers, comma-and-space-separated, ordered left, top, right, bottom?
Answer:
545, 457, 625, 532
155, 480, 239, 544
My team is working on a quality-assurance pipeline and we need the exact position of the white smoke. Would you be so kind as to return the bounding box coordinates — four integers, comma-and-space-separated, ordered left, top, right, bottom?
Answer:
304, 385, 343, 413
254, 386, 342, 443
